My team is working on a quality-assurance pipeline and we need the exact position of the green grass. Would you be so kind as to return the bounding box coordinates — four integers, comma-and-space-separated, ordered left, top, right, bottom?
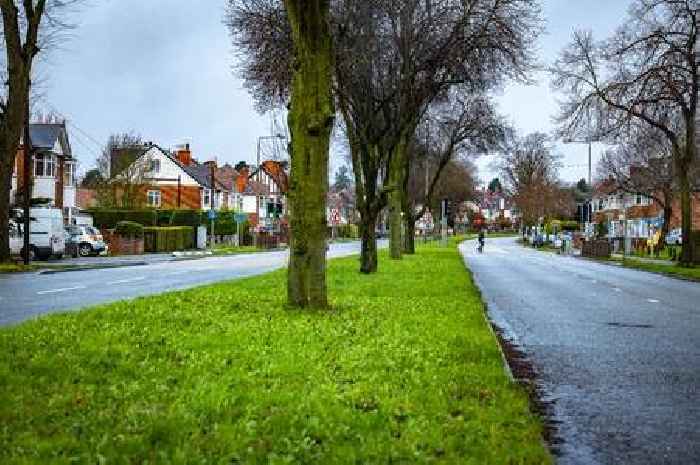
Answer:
616, 258, 700, 282
211, 245, 271, 256
0, 243, 551, 464
0, 263, 40, 273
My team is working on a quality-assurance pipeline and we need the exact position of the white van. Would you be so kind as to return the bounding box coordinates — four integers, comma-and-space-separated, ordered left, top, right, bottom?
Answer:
9, 207, 66, 260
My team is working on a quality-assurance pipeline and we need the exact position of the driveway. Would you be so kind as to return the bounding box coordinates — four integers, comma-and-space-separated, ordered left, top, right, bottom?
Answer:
0, 241, 382, 326
460, 237, 700, 465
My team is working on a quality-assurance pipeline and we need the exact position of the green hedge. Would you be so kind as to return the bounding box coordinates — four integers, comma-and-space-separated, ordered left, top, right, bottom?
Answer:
330, 224, 359, 239
89, 209, 208, 230
114, 221, 144, 239
143, 227, 194, 253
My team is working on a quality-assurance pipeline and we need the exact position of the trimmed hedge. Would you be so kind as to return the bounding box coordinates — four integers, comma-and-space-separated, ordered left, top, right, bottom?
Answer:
330, 224, 359, 239
143, 227, 194, 253
114, 221, 144, 239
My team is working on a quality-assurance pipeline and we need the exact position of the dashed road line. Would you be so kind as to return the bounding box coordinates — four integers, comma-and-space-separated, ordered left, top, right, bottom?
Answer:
647, 299, 660, 303
108, 277, 146, 285
37, 286, 86, 295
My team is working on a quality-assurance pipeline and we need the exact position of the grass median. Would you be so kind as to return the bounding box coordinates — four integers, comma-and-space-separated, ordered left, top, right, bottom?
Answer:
0, 241, 551, 464
616, 258, 700, 282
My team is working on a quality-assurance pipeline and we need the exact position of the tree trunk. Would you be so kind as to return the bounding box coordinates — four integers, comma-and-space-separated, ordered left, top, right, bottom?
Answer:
0, 137, 14, 262
388, 139, 407, 260
403, 215, 416, 254
284, 0, 335, 308
359, 213, 378, 274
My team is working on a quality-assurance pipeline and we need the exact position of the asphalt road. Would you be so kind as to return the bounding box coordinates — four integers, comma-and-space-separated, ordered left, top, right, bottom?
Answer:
460, 237, 700, 465
0, 241, 379, 327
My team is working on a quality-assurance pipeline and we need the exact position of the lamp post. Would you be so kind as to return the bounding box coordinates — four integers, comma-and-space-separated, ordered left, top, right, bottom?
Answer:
564, 137, 598, 226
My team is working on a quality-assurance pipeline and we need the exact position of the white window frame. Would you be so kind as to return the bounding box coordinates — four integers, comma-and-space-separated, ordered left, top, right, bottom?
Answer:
64, 162, 76, 186
203, 189, 211, 208
149, 159, 161, 174
34, 153, 56, 177
147, 190, 162, 208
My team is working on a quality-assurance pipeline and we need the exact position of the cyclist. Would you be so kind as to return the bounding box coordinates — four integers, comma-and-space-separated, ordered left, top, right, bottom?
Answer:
478, 229, 486, 253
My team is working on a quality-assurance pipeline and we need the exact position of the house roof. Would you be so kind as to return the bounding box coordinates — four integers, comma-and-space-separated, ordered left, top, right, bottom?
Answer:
29, 123, 71, 155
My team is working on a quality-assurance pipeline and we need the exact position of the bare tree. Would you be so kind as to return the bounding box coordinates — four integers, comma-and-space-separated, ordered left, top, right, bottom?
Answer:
402, 93, 506, 253
0, 0, 82, 262
227, 0, 541, 271
598, 123, 676, 243
551, 0, 698, 264
499, 132, 570, 226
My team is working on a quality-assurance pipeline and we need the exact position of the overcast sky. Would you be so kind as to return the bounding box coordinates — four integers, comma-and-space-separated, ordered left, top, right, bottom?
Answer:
44, 0, 633, 184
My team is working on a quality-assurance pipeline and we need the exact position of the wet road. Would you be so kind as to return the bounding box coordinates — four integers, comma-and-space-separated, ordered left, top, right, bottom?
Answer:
460, 237, 700, 465
0, 241, 380, 326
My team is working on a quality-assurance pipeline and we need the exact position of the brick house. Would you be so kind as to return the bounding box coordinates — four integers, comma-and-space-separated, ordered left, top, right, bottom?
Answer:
11, 122, 78, 222
590, 178, 700, 239
111, 144, 232, 210
236, 160, 289, 230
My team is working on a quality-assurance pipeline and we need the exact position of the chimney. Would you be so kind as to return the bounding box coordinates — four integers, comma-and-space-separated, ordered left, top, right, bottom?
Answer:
236, 166, 250, 193
175, 143, 192, 166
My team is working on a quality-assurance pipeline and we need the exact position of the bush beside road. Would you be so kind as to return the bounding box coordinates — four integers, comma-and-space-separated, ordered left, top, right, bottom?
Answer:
0, 242, 550, 464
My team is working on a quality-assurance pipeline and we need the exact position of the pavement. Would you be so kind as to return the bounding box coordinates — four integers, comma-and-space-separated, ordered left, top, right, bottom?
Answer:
460, 237, 700, 465
0, 241, 382, 327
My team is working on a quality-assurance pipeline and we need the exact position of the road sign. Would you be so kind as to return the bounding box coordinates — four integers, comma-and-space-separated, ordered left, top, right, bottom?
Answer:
208, 209, 218, 221
234, 213, 247, 223
330, 208, 341, 226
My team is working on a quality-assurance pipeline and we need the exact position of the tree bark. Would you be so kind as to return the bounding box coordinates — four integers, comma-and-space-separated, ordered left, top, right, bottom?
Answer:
677, 128, 696, 266
284, 0, 335, 308
359, 214, 378, 274
0, 0, 46, 263
403, 215, 416, 254
0, 138, 15, 262
388, 138, 407, 260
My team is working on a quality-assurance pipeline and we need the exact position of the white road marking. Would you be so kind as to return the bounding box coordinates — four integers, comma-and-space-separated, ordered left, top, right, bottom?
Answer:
613, 288, 622, 293
166, 270, 190, 276
37, 286, 86, 295
108, 277, 146, 285
647, 299, 660, 304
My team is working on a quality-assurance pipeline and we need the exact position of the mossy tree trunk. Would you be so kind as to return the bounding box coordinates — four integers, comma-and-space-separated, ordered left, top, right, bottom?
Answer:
403, 215, 416, 254
284, 0, 335, 308
388, 137, 408, 260
359, 214, 378, 273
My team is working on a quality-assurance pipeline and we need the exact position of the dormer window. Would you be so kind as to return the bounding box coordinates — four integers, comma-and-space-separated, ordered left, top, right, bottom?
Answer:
149, 159, 161, 174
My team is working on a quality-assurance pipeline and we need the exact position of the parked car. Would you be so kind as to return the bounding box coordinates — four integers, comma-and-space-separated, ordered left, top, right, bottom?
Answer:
65, 225, 108, 257
665, 228, 682, 245
9, 207, 66, 260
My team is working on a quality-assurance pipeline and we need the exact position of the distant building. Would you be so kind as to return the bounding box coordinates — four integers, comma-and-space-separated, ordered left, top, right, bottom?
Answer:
11, 122, 78, 223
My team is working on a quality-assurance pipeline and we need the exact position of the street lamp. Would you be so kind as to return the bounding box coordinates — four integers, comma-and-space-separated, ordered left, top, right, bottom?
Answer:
563, 137, 599, 227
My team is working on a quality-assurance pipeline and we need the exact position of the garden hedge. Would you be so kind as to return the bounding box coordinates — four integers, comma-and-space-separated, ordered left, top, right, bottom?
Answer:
114, 221, 144, 239
143, 227, 194, 253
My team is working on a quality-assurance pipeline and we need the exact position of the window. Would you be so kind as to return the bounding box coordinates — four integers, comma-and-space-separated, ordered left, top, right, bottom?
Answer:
203, 189, 211, 207
34, 154, 56, 177
149, 159, 161, 174
64, 163, 76, 186
147, 190, 161, 208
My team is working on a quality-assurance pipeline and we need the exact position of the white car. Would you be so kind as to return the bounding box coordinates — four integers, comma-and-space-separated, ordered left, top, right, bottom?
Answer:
9, 207, 66, 260
65, 225, 108, 257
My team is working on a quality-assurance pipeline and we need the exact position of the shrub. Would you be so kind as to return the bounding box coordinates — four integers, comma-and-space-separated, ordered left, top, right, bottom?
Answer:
143, 227, 195, 253
89, 209, 207, 229
114, 221, 144, 239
